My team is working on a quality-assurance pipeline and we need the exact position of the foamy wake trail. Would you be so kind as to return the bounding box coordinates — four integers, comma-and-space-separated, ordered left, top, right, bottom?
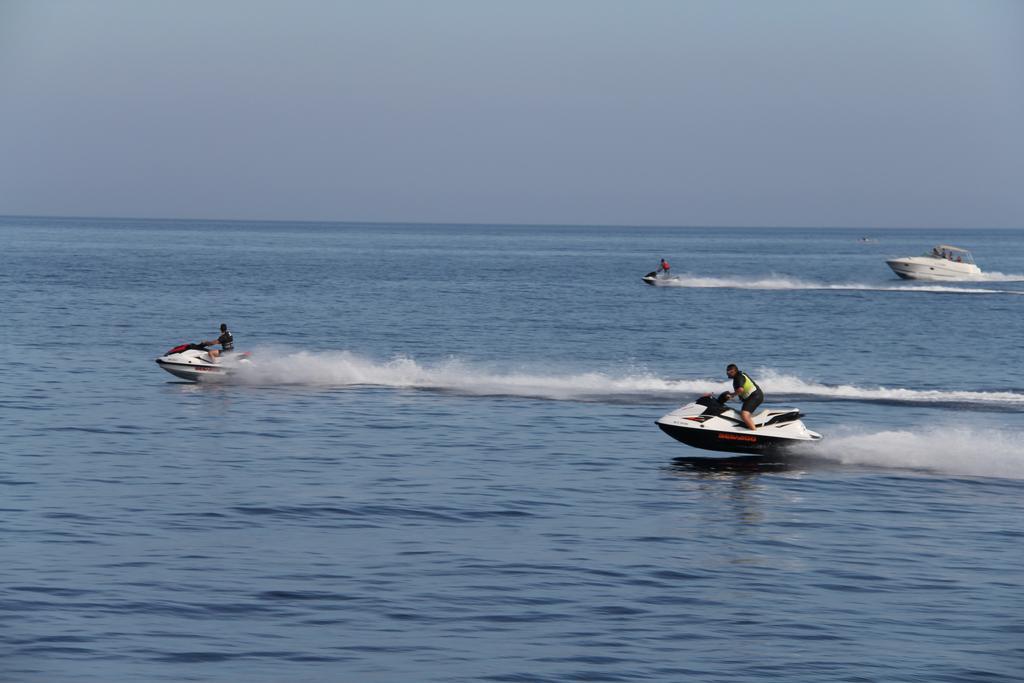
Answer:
235, 351, 1024, 408
975, 271, 1024, 282
240, 350, 709, 399
756, 369, 1024, 407
810, 428, 1024, 480
656, 273, 1022, 294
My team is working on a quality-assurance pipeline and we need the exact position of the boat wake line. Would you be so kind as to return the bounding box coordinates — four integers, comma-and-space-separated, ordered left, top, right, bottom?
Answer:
224, 351, 1024, 409
805, 427, 1024, 480
650, 273, 1024, 294
969, 270, 1024, 282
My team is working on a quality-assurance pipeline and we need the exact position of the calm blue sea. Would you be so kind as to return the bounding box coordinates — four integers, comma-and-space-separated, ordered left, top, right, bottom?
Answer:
2, 216, 1023, 683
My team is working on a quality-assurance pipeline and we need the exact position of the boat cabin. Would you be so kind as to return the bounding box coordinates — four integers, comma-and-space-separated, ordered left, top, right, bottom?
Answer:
928, 245, 975, 265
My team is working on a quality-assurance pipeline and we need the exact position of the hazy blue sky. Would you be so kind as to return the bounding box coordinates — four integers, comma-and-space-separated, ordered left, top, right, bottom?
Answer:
1, 0, 1021, 227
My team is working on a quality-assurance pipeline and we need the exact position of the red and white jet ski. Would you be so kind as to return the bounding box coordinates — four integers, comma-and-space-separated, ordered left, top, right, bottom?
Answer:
656, 393, 822, 455
155, 342, 252, 382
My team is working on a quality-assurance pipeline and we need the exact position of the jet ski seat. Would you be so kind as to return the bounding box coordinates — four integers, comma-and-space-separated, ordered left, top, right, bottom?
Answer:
756, 410, 803, 427
696, 396, 803, 428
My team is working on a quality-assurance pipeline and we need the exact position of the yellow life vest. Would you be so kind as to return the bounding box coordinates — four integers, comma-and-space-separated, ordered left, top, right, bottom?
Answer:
736, 372, 758, 399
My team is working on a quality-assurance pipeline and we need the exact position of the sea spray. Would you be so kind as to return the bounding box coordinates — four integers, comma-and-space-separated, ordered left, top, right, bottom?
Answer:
975, 271, 1024, 282
239, 349, 696, 399
235, 350, 1024, 408
755, 369, 1024, 407
652, 273, 1024, 294
810, 427, 1024, 480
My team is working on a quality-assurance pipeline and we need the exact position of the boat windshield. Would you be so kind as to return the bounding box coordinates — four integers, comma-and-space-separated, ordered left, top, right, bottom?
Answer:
927, 245, 975, 264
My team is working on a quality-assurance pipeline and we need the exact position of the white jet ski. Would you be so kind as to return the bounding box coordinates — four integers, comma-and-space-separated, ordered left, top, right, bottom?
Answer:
155, 342, 252, 382
642, 271, 682, 286
656, 393, 822, 455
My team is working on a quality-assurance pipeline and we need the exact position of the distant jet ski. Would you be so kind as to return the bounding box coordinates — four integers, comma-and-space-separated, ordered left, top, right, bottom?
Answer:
656, 393, 822, 455
642, 271, 682, 286
155, 342, 252, 382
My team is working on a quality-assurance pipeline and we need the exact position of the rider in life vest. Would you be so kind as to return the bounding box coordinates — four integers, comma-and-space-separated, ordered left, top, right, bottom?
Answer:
203, 323, 234, 363
658, 258, 670, 275
725, 364, 764, 431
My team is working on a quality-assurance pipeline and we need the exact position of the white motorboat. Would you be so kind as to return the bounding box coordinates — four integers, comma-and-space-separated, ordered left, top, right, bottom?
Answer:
656, 393, 822, 456
886, 245, 982, 281
155, 342, 252, 381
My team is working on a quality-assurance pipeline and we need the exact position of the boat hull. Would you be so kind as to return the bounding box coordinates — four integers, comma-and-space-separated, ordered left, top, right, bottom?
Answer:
886, 258, 981, 281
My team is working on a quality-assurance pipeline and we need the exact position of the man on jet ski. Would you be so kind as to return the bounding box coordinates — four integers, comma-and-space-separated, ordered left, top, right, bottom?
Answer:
724, 364, 763, 430
658, 258, 671, 276
201, 323, 234, 363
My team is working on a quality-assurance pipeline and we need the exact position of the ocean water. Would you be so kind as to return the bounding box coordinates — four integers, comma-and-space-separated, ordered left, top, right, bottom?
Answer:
2, 216, 1022, 682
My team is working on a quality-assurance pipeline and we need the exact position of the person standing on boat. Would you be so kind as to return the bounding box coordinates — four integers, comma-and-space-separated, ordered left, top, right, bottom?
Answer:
202, 323, 234, 362
658, 258, 671, 276
725, 364, 763, 431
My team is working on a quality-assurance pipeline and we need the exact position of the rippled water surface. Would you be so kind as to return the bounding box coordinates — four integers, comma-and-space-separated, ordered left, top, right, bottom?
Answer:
2, 217, 1023, 682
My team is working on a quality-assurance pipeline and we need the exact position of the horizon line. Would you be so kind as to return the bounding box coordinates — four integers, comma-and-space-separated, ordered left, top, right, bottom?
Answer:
0, 212, 1019, 231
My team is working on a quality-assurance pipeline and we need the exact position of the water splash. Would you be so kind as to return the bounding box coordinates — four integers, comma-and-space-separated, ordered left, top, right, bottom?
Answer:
756, 369, 1024, 407
233, 351, 1024, 408
650, 273, 1023, 294
239, 350, 688, 399
810, 427, 1024, 480
974, 271, 1024, 282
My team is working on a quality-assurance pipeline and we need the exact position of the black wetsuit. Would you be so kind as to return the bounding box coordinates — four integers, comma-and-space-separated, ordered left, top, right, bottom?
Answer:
217, 330, 234, 353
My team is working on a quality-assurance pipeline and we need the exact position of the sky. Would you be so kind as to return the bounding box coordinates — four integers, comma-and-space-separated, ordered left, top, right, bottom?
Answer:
0, 0, 1022, 227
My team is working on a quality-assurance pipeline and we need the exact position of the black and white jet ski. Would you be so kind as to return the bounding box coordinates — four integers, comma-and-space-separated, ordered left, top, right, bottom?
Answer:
642, 271, 682, 286
155, 342, 252, 382
656, 393, 822, 455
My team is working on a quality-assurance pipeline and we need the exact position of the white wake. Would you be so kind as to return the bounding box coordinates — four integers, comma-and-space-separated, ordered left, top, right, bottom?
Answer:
233, 352, 1024, 408
811, 427, 1024, 480
755, 369, 1024, 407
974, 271, 1024, 282
239, 350, 693, 399
651, 273, 1023, 294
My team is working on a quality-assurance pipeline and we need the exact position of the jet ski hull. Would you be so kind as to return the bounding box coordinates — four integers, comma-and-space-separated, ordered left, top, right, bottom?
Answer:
642, 271, 681, 286
656, 397, 822, 455
155, 344, 251, 382
155, 358, 233, 382
656, 421, 816, 455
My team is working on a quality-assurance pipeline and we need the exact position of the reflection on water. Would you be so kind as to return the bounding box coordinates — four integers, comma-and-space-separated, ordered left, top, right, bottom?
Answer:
663, 455, 834, 527
666, 453, 836, 477
670, 455, 794, 475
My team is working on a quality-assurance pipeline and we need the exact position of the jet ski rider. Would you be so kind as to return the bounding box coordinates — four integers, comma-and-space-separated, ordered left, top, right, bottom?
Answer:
202, 323, 234, 363
725, 364, 763, 431
658, 258, 671, 276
